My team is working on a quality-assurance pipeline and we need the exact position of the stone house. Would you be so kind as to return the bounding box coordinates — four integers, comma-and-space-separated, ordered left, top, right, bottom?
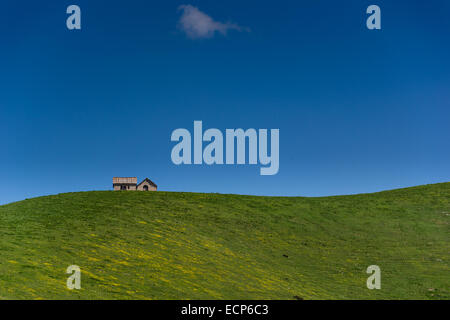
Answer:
113, 177, 157, 191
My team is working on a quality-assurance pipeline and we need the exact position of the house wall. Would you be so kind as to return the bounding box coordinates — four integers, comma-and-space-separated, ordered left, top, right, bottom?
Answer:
137, 181, 157, 191
113, 184, 137, 190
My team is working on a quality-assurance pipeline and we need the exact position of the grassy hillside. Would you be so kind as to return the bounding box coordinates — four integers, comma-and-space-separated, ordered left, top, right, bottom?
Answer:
0, 183, 449, 300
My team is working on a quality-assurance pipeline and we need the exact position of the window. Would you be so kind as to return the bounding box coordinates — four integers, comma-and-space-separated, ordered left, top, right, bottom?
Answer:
120, 185, 126, 190
143, 185, 149, 191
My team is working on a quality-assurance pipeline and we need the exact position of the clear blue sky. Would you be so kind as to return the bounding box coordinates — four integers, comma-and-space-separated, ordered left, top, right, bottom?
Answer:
1, 0, 449, 204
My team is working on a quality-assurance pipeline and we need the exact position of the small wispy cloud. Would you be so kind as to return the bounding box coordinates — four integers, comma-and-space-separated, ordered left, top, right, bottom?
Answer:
178, 4, 249, 39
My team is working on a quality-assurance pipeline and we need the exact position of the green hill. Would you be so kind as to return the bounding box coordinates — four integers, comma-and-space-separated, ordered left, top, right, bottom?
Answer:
0, 183, 449, 300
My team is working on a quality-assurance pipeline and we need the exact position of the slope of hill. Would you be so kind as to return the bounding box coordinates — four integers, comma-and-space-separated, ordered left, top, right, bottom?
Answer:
0, 183, 449, 300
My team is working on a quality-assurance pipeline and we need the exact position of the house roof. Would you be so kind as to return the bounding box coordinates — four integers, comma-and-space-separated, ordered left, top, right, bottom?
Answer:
137, 178, 157, 188
113, 177, 137, 184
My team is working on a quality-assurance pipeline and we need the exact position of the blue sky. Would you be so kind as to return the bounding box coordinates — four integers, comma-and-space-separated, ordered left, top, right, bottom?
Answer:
0, 0, 449, 204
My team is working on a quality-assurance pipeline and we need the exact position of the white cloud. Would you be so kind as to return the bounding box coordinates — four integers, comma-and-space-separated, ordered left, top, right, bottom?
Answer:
178, 5, 248, 39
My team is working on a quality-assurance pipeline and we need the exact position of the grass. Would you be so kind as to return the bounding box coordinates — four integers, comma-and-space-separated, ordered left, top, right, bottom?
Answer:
0, 183, 449, 300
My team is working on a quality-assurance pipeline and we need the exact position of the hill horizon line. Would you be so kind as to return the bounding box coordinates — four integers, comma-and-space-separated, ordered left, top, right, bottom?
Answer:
3, 181, 449, 207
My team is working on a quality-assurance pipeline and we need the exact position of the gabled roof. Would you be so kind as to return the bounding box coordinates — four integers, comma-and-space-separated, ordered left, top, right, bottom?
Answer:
137, 178, 157, 188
